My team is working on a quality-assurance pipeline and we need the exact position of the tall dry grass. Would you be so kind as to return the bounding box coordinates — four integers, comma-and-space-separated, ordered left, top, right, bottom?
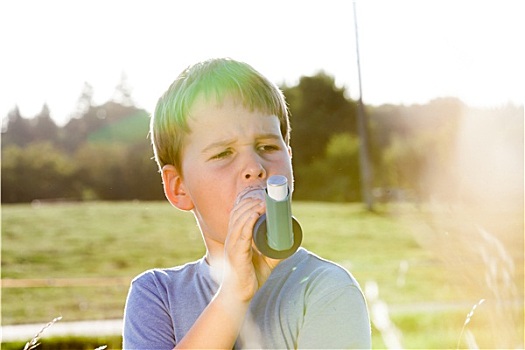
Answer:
395, 105, 523, 348
23, 316, 62, 350
21, 316, 108, 350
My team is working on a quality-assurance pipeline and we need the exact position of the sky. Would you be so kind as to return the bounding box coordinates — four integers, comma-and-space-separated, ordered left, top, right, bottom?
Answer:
1, 0, 523, 126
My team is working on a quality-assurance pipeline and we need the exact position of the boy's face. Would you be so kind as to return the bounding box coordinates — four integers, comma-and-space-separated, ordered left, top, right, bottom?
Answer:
172, 95, 293, 248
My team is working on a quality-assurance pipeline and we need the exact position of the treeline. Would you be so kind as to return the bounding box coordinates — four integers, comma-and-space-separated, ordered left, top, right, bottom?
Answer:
2, 74, 522, 203
2, 80, 163, 203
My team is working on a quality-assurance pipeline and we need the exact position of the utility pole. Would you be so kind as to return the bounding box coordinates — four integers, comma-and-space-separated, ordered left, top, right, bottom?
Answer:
353, 1, 374, 211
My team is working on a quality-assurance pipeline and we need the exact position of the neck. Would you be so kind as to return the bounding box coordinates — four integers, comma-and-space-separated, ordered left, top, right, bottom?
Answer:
203, 241, 226, 285
203, 236, 226, 269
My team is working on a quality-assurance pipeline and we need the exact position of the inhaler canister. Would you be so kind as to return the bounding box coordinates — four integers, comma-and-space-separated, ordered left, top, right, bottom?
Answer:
253, 175, 303, 259
265, 175, 294, 250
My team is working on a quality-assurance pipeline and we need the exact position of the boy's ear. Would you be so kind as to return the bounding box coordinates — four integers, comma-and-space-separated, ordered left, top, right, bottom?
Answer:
161, 165, 194, 211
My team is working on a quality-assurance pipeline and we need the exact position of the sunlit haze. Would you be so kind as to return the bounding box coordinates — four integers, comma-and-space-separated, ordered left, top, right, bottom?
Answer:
1, 0, 523, 125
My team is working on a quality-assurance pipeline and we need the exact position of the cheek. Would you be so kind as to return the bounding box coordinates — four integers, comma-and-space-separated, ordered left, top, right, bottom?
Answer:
189, 176, 234, 216
275, 153, 293, 175
279, 155, 294, 191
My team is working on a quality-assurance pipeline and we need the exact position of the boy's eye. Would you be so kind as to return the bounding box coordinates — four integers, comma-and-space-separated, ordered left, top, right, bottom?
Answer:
258, 144, 280, 152
210, 149, 233, 160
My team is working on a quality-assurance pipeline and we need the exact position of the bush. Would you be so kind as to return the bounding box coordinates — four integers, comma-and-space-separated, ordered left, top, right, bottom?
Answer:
1, 142, 80, 203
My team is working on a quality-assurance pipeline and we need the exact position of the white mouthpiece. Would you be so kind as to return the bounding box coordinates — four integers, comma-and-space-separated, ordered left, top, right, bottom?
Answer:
267, 175, 288, 201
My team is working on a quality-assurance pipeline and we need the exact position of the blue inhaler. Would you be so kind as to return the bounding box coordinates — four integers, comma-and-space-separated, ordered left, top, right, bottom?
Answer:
253, 175, 303, 259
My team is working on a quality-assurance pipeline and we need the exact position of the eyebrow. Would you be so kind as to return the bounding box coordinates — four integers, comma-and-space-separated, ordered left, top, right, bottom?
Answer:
201, 133, 283, 154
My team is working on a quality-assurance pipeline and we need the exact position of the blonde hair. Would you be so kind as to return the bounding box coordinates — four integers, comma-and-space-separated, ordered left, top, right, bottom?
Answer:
151, 58, 290, 173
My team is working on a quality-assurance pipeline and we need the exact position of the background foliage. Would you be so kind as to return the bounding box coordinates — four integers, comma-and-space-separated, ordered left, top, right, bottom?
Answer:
2, 72, 522, 205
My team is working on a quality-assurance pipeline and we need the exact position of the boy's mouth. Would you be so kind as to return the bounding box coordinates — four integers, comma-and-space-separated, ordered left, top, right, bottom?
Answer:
235, 186, 266, 206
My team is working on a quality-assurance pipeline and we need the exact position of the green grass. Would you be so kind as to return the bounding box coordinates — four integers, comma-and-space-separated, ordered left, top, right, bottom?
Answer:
2, 201, 204, 279
2, 335, 122, 350
2, 201, 523, 348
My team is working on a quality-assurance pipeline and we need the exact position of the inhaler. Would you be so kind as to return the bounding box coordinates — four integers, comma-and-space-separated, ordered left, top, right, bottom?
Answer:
252, 175, 303, 259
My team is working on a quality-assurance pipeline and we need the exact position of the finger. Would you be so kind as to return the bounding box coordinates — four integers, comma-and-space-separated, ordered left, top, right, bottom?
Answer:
227, 199, 264, 240
226, 206, 262, 250
229, 197, 264, 224
239, 210, 263, 242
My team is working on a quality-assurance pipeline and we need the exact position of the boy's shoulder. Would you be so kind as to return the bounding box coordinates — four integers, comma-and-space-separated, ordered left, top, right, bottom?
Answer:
272, 248, 360, 289
131, 257, 210, 289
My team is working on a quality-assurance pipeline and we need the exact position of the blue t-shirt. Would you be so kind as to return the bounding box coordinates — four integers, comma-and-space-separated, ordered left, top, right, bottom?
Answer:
123, 248, 371, 349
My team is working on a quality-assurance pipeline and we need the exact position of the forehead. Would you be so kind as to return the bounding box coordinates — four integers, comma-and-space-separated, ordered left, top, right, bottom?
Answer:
188, 94, 278, 129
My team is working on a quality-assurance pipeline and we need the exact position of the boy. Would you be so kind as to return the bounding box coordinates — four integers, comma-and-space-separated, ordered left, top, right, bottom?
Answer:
123, 58, 371, 349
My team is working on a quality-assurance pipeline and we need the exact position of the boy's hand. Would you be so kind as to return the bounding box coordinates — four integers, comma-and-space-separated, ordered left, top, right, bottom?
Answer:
221, 197, 281, 303
172, 197, 280, 350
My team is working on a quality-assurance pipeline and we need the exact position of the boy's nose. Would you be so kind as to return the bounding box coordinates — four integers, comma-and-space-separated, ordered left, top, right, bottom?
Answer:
243, 157, 266, 180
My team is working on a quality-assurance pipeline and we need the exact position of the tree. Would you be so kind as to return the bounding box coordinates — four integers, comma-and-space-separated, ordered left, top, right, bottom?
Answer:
282, 72, 359, 201
1, 106, 33, 147
294, 133, 361, 201
73, 142, 127, 200
1, 142, 79, 203
71, 82, 94, 120
112, 72, 134, 107
370, 97, 464, 200
31, 104, 59, 144
283, 72, 358, 166
73, 140, 163, 201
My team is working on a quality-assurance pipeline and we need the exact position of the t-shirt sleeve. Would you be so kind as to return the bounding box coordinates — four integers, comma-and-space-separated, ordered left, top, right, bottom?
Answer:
297, 270, 372, 349
122, 272, 176, 350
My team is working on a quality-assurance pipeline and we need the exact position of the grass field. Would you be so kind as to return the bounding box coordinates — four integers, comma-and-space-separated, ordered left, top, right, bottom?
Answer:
2, 200, 523, 348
